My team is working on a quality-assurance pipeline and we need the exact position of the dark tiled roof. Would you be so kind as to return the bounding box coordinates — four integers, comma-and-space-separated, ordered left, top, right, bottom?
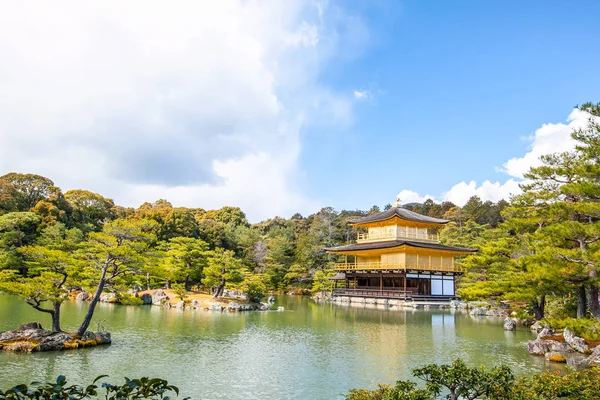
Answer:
349, 207, 449, 225
325, 240, 476, 253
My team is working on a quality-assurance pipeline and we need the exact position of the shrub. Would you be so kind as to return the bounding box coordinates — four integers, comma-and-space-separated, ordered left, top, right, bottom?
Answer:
346, 360, 600, 400
118, 294, 144, 306
0, 375, 189, 399
542, 317, 600, 341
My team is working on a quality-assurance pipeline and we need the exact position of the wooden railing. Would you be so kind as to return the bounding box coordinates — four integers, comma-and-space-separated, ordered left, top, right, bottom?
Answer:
356, 232, 440, 243
333, 262, 460, 273
334, 288, 411, 299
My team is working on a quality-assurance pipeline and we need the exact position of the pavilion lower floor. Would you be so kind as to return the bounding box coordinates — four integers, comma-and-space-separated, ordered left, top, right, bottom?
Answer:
331, 271, 458, 301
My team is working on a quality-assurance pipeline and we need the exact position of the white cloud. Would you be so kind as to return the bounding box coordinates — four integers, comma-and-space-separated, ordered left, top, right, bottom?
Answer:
396, 109, 594, 206
442, 179, 521, 206
353, 90, 371, 100
501, 108, 590, 178
0, 0, 362, 221
396, 190, 434, 205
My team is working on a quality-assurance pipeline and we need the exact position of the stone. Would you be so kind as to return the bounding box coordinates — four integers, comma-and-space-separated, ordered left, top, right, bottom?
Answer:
537, 325, 555, 339
550, 341, 572, 353
530, 321, 544, 333
564, 327, 590, 354
140, 293, 152, 305
257, 302, 270, 311
267, 296, 275, 303
0, 328, 111, 353
469, 307, 487, 316
545, 351, 567, 363
191, 300, 200, 309
176, 301, 185, 309
528, 339, 555, 355
100, 293, 117, 303
151, 289, 169, 306
487, 309, 508, 318
19, 322, 43, 330
277, 306, 284, 312
503, 317, 517, 331
75, 292, 89, 301
209, 302, 224, 311
568, 354, 591, 369
586, 345, 600, 366
227, 302, 241, 311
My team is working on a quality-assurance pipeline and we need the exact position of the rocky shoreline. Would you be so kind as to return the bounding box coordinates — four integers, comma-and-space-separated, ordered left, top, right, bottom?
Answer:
83, 288, 274, 312
527, 324, 600, 367
0, 322, 111, 353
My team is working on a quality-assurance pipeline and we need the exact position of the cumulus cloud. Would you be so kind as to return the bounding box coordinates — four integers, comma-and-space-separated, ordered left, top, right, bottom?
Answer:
396, 109, 593, 206
0, 0, 362, 221
442, 179, 522, 206
396, 190, 434, 205
500, 108, 590, 178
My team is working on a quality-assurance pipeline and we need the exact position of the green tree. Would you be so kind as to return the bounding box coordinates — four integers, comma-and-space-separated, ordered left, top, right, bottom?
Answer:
0, 246, 82, 332
203, 248, 244, 298
65, 189, 116, 233
161, 237, 209, 290
0, 212, 41, 274
76, 219, 156, 336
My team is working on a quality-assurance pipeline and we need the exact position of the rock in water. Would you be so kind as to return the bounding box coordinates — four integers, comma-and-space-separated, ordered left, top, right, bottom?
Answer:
151, 289, 169, 305
537, 325, 555, 339
209, 302, 224, 311
191, 300, 200, 309
75, 292, 89, 301
100, 293, 116, 303
176, 301, 185, 308
140, 293, 152, 305
469, 307, 487, 316
530, 320, 544, 333
564, 327, 590, 354
585, 345, 600, 366
545, 351, 567, 363
503, 317, 517, 331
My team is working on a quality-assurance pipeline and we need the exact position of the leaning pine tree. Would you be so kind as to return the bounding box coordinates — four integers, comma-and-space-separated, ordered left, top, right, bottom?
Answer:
76, 219, 156, 336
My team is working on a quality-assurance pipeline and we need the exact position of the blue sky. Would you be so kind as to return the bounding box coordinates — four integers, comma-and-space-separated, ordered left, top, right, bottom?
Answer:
301, 0, 600, 211
1, 1, 599, 221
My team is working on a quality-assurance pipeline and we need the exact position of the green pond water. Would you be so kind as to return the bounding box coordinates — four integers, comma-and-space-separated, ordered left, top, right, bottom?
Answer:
0, 294, 545, 399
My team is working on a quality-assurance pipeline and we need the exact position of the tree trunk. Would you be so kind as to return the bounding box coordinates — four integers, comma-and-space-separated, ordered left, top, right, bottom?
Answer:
577, 285, 587, 319
146, 271, 150, 291
587, 283, 600, 319
213, 278, 225, 298
165, 279, 171, 289
532, 295, 546, 320
51, 301, 62, 332
76, 264, 108, 336
184, 274, 190, 291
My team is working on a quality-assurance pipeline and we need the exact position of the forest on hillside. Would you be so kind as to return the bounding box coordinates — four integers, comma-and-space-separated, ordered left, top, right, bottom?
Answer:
1, 102, 599, 328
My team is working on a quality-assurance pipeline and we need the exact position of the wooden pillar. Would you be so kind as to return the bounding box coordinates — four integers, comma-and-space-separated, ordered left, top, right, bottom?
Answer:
380, 275, 383, 292
403, 274, 407, 299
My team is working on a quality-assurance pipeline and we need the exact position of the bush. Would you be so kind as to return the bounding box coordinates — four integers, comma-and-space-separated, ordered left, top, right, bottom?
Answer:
118, 294, 144, 306
345, 360, 600, 400
542, 317, 600, 341
0, 375, 189, 399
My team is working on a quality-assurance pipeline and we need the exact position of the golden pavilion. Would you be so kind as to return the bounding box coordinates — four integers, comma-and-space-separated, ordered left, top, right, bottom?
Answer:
325, 198, 475, 301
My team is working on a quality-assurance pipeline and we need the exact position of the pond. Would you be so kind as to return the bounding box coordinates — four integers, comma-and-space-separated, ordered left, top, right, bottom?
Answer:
0, 294, 545, 399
